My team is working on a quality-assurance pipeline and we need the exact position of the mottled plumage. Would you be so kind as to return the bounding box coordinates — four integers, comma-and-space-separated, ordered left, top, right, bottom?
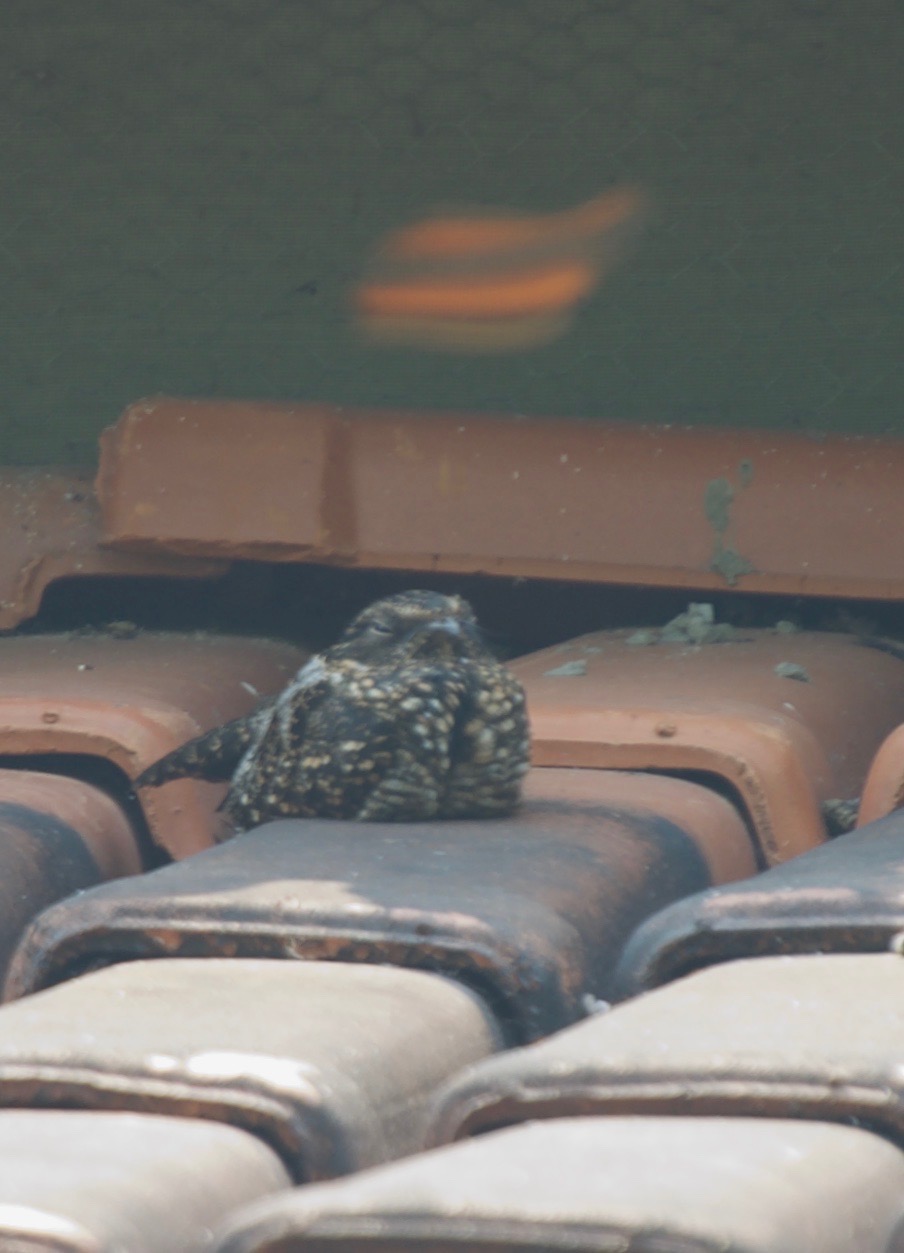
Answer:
136, 590, 530, 838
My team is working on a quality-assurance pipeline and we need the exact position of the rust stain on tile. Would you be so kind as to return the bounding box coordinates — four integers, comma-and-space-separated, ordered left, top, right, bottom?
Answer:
5, 770, 753, 1025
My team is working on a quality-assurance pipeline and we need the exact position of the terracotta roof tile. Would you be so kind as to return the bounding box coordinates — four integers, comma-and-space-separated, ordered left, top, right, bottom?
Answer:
5, 769, 752, 1037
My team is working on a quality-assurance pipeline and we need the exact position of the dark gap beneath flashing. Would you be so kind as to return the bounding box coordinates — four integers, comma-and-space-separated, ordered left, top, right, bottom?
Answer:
23, 563, 904, 660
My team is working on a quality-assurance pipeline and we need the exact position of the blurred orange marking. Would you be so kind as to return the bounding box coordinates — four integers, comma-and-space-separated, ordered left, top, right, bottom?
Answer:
352, 185, 645, 352
357, 260, 595, 320
361, 311, 570, 353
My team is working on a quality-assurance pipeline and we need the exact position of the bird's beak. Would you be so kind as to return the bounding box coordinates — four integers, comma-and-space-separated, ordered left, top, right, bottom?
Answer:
428, 617, 462, 636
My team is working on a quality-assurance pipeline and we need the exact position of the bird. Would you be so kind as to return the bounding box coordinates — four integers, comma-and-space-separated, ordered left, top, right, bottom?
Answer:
136, 589, 531, 839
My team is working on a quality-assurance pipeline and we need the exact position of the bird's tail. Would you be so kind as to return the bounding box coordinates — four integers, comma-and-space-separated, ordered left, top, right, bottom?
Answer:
135, 709, 266, 788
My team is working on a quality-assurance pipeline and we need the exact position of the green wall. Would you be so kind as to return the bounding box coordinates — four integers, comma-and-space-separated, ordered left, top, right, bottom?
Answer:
0, 0, 900, 463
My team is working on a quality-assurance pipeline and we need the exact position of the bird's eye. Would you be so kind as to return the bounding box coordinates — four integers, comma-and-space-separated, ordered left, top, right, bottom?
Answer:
368, 621, 393, 636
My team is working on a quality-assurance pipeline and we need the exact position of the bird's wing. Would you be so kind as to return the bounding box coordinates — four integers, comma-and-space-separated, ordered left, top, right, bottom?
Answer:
273, 654, 331, 746
224, 656, 333, 798
220, 656, 335, 829
135, 704, 273, 788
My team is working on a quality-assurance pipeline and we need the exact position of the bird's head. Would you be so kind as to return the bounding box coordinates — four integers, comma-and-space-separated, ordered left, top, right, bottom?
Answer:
334, 590, 485, 665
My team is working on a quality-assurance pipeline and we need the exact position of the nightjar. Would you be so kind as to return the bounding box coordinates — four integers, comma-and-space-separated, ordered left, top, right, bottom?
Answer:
136, 590, 530, 838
